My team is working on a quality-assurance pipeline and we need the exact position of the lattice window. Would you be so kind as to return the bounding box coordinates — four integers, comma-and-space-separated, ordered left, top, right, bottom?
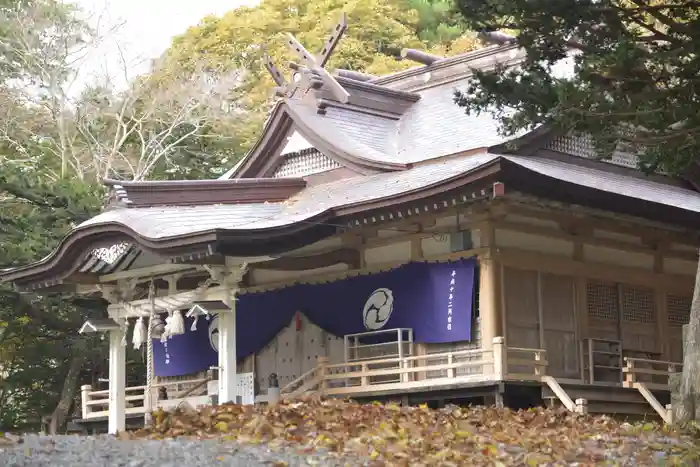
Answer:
621, 285, 655, 323
272, 149, 340, 178
668, 294, 692, 327
587, 281, 619, 320
547, 133, 597, 159
546, 133, 640, 169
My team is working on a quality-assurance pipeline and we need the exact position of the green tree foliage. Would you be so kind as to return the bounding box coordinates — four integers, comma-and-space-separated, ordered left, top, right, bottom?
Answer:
0, 0, 120, 431
452, 0, 700, 175
159, 0, 479, 157
409, 0, 471, 45
451, 0, 700, 422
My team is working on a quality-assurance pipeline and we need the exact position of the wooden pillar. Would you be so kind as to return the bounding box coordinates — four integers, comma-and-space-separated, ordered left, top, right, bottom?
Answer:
218, 287, 237, 404
411, 236, 428, 380
107, 326, 126, 435
80, 385, 92, 419
656, 288, 670, 360
478, 223, 500, 350
654, 248, 669, 359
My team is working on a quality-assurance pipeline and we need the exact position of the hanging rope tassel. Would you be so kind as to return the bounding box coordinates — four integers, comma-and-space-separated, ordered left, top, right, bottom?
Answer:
191, 315, 199, 331
132, 317, 146, 350
170, 309, 185, 335
120, 322, 128, 347
162, 313, 173, 341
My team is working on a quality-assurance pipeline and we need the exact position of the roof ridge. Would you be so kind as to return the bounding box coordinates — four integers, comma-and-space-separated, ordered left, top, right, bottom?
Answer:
371, 43, 519, 86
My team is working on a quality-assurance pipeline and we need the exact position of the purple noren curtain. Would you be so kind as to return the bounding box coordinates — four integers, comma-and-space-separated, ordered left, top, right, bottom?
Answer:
153, 258, 476, 377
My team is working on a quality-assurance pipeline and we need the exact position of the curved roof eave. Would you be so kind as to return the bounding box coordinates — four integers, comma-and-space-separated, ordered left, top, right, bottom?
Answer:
282, 101, 406, 174
228, 101, 292, 178
227, 100, 406, 179
1, 158, 506, 287
0, 213, 333, 285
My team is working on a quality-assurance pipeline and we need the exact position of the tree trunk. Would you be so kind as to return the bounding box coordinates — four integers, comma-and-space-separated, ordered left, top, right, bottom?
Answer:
678, 253, 700, 423
48, 353, 85, 435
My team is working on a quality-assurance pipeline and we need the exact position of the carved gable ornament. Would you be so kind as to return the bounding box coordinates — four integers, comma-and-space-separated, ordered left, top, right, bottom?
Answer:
265, 13, 350, 105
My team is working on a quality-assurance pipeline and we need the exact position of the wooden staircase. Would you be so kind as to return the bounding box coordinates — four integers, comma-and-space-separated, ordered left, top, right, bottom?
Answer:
542, 382, 670, 420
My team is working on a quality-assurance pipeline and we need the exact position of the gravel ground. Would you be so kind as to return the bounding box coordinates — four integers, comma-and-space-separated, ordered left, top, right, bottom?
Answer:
0, 434, 362, 467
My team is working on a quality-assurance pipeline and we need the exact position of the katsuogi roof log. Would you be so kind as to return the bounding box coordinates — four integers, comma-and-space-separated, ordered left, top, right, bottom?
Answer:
400, 48, 444, 66
334, 69, 376, 82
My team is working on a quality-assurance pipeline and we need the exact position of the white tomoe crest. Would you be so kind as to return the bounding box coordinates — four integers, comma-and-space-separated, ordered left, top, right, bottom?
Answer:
209, 315, 219, 353
362, 288, 394, 331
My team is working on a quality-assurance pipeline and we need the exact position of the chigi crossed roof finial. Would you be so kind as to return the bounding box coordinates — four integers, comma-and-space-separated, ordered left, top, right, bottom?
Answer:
264, 12, 350, 104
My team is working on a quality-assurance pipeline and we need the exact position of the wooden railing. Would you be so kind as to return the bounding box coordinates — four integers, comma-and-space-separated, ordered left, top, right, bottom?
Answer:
278, 337, 550, 399
280, 363, 325, 398
623, 357, 681, 391
503, 345, 548, 381
279, 348, 495, 398
622, 357, 682, 424
83, 338, 555, 419
80, 377, 211, 420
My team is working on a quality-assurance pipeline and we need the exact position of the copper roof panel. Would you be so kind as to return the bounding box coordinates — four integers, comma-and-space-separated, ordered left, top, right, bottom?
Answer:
77, 153, 500, 239
503, 155, 700, 213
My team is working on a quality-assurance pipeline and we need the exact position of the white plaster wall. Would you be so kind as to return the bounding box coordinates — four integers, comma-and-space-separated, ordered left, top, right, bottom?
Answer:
583, 245, 654, 270
376, 228, 408, 239
671, 243, 698, 253
421, 235, 452, 257
665, 257, 697, 276
593, 229, 644, 245
471, 228, 482, 248
495, 229, 574, 257
504, 214, 559, 229
364, 241, 411, 266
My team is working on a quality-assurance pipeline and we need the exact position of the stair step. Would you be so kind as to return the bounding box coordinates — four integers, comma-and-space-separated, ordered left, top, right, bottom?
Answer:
541, 382, 669, 420
543, 385, 656, 405
547, 399, 661, 419
587, 401, 658, 415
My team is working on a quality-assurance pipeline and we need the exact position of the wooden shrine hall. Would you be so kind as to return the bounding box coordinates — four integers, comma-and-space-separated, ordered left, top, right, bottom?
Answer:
2, 15, 700, 433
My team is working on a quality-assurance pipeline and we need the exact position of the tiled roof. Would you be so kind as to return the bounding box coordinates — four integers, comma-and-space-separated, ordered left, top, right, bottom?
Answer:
281, 81, 522, 167
397, 84, 527, 163
503, 155, 700, 213
77, 153, 500, 238
285, 100, 402, 164
79, 152, 700, 240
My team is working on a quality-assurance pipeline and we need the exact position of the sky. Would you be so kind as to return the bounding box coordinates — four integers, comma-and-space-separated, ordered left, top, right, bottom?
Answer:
72, 0, 257, 90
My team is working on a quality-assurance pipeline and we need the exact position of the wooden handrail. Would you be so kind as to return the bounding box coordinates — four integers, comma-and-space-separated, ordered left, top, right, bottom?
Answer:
286, 376, 324, 398
541, 376, 575, 412
623, 356, 682, 391
323, 359, 491, 381
507, 346, 547, 353
325, 348, 487, 370
624, 357, 681, 367
178, 378, 212, 398
280, 366, 319, 394
86, 377, 211, 397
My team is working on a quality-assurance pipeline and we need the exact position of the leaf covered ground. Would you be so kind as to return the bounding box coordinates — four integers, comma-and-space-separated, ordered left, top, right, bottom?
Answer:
127, 398, 700, 466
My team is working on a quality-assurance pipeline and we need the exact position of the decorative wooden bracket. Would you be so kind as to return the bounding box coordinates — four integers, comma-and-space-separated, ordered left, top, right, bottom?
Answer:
264, 13, 350, 103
